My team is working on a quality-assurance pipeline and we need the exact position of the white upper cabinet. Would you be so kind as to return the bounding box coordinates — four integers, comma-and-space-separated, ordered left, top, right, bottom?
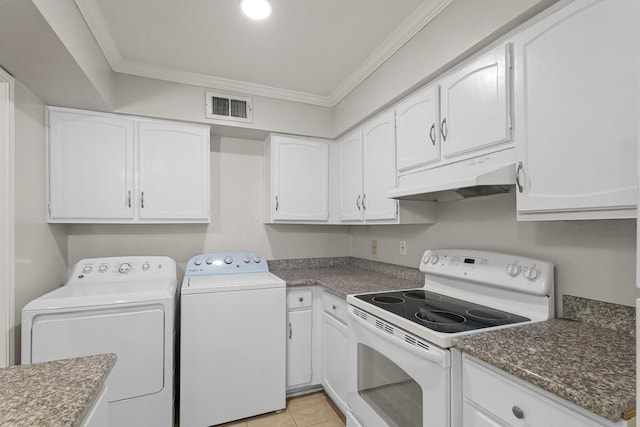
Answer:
137, 121, 210, 220
362, 111, 398, 221
395, 84, 440, 172
337, 131, 364, 222
49, 110, 135, 221
513, 0, 638, 220
439, 44, 511, 159
48, 107, 211, 223
265, 134, 330, 223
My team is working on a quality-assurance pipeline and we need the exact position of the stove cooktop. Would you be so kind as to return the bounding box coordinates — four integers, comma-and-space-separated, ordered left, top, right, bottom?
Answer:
353, 289, 530, 334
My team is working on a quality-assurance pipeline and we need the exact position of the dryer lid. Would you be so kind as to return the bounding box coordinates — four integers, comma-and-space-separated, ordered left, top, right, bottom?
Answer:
181, 272, 285, 294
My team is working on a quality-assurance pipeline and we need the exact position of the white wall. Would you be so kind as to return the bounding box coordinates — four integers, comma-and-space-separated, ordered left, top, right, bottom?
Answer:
66, 136, 351, 273
13, 81, 68, 361
351, 193, 637, 315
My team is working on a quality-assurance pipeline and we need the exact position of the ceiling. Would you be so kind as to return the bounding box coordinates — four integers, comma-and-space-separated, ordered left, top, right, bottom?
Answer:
75, 0, 452, 107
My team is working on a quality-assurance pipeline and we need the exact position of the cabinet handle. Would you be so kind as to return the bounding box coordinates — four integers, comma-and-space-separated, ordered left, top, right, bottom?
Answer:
289, 322, 292, 340
332, 304, 337, 310
512, 406, 524, 419
440, 118, 448, 141
141, 191, 144, 209
515, 161, 524, 193
127, 191, 131, 208
429, 123, 436, 145
275, 196, 279, 211
356, 194, 361, 211
362, 194, 367, 211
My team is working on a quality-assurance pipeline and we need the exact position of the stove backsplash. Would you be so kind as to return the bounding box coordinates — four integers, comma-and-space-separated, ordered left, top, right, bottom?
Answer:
563, 295, 635, 337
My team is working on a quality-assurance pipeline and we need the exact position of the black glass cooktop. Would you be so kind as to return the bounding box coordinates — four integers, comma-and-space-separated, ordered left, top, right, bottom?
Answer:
354, 289, 530, 334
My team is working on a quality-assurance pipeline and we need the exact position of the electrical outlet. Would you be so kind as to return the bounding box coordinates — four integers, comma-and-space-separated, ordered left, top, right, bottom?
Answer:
371, 240, 378, 255
400, 241, 407, 255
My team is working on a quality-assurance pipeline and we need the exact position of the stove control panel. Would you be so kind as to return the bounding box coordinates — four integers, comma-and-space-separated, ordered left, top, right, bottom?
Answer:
420, 249, 554, 296
185, 252, 269, 276
68, 256, 176, 282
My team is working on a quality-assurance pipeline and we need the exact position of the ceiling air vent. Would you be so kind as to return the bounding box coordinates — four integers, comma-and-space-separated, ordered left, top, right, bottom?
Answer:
205, 91, 253, 123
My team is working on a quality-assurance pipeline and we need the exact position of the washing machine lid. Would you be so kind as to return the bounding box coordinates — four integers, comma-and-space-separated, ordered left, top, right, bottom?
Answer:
23, 279, 177, 311
181, 272, 285, 294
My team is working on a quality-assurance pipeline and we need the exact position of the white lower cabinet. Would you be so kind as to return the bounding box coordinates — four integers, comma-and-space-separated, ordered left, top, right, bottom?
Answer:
321, 292, 348, 414
462, 355, 627, 427
286, 289, 313, 389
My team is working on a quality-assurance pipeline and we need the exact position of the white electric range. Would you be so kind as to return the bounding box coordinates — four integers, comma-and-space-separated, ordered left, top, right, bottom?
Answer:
345, 249, 554, 427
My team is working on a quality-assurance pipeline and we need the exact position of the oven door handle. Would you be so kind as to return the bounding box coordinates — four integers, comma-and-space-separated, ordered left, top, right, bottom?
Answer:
349, 309, 449, 367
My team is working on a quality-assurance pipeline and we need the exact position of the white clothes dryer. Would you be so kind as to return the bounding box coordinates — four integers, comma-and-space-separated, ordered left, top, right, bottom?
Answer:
21, 256, 177, 427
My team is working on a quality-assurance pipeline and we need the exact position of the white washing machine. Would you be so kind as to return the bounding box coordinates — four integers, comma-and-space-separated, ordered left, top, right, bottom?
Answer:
180, 252, 286, 427
21, 256, 177, 427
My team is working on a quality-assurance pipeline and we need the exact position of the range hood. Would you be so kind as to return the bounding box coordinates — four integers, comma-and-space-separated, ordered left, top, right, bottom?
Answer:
388, 148, 516, 202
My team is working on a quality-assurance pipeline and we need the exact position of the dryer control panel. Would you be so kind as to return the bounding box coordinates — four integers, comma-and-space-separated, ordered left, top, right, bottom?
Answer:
69, 256, 177, 282
185, 252, 268, 276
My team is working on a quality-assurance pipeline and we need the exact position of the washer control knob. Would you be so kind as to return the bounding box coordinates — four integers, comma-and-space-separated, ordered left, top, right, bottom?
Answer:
507, 263, 520, 277
243, 257, 251, 263
98, 264, 108, 273
526, 267, 540, 281
254, 256, 262, 264
224, 256, 233, 265
118, 263, 132, 274
206, 258, 213, 265
82, 265, 93, 274
422, 255, 430, 264
194, 258, 202, 266
430, 255, 439, 265
142, 263, 150, 271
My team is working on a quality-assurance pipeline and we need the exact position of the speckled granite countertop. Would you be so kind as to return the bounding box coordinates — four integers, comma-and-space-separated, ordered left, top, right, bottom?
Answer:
0, 354, 116, 427
453, 296, 635, 422
270, 257, 423, 298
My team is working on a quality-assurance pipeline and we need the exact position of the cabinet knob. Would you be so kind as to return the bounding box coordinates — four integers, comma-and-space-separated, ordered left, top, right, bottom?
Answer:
512, 406, 524, 419
298, 297, 304, 302
332, 304, 337, 310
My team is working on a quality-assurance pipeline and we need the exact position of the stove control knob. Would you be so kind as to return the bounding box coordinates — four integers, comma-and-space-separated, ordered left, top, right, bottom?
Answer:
525, 267, 540, 281
194, 258, 202, 266
506, 263, 520, 277
430, 255, 439, 265
254, 256, 262, 264
243, 257, 251, 263
206, 258, 213, 265
224, 256, 234, 265
142, 262, 150, 271
118, 263, 132, 274
98, 264, 108, 273
82, 265, 93, 274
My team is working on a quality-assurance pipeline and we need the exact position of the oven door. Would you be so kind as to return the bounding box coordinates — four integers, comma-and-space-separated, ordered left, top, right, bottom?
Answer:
347, 306, 450, 427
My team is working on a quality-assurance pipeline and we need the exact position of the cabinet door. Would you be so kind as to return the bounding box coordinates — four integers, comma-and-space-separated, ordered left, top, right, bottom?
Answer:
48, 110, 135, 221
287, 309, 313, 388
395, 84, 440, 172
362, 111, 398, 221
338, 131, 364, 222
440, 44, 511, 159
322, 312, 348, 413
272, 136, 329, 221
138, 121, 210, 221
462, 400, 506, 427
513, 0, 638, 217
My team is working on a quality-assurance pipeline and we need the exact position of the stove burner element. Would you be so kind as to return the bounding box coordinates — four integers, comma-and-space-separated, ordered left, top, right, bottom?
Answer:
466, 309, 510, 321
416, 310, 466, 325
371, 295, 405, 304
403, 290, 442, 300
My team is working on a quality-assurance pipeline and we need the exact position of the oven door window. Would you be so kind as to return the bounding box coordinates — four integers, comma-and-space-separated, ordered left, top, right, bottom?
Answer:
357, 343, 422, 427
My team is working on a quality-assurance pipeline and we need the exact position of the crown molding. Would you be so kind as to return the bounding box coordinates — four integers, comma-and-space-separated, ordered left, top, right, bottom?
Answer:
76, 0, 451, 108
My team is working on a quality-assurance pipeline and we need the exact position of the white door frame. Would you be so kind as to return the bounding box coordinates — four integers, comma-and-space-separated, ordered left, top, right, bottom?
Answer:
0, 67, 15, 367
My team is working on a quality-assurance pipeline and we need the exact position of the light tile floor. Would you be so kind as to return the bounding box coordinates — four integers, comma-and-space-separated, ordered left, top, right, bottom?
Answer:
218, 391, 346, 427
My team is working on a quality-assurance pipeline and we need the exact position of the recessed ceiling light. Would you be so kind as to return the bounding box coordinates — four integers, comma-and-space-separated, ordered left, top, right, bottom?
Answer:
240, 0, 272, 20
